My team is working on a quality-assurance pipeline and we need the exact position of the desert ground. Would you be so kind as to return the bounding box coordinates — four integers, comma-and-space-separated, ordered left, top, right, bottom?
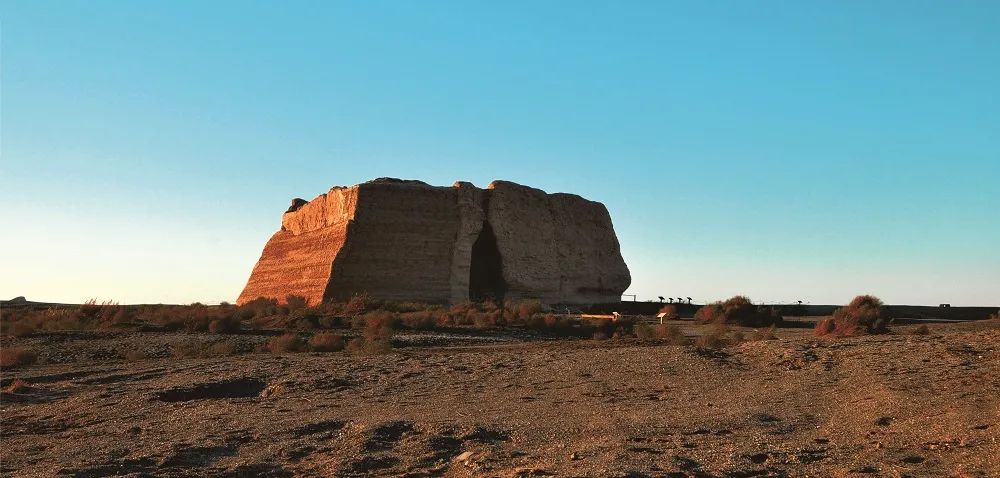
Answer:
2, 313, 999, 478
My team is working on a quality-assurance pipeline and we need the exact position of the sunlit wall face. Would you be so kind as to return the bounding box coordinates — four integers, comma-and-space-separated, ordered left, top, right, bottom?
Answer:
1, 1, 998, 305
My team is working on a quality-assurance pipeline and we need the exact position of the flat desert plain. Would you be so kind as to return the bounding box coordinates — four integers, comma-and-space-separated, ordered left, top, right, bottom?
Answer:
2, 319, 998, 478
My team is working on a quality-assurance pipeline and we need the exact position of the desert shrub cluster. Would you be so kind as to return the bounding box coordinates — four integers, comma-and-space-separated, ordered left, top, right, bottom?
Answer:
171, 339, 242, 358
2, 294, 640, 342
308, 332, 345, 352
694, 296, 783, 327
635, 319, 778, 349
0, 347, 37, 368
658, 305, 680, 321
635, 323, 692, 345
815, 295, 890, 337
1, 300, 129, 336
910, 324, 930, 335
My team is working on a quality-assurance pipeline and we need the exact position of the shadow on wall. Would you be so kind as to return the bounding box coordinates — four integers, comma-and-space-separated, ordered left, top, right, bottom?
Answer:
469, 222, 506, 303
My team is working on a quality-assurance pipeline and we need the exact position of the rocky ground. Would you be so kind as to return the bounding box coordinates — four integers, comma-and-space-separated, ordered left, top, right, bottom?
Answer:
2, 319, 998, 477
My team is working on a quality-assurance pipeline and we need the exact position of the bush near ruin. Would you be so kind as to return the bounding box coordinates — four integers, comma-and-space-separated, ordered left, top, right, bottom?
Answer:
0, 347, 38, 368
815, 295, 890, 337
2, 297, 641, 354
171, 339, 241, 358
659, 304, 680, 321
263, 333, 308, 353
656, 324, 690, 344
1, 300, 129, 335
345, 336, 392, 355
308, 332, 345, 352
694, 296, 783, 327
749, 325, 778, 341
635, 323, 690, 345
208, 316, 241, 334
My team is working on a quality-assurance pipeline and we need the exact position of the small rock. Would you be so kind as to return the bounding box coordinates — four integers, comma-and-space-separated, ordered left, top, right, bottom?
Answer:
454, 451, 474, 462
570, 452, 579, 460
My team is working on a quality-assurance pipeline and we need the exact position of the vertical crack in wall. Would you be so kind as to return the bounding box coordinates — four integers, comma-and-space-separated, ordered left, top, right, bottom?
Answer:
469, 221, 506, 302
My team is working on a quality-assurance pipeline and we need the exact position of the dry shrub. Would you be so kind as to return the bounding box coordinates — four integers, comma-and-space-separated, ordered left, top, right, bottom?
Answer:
577, 317, 633, 340
285, 294, 309, 310
72, 299, 123, 326
287, 308, 322, 330
318, 315, 346, 329
659, 305, 680, 321
77, 298, 102, 320
448, 301, 476, 317
696, 324, 731, 349
3, 306, 107, 334
635, 324, 655, 340
729, 330, 745, 344
0, 347, 38, 368
471, 310, 501, 329
482, 300, 500, 314
910, 324, 930, 336
208, 316, 241, 334
309, 332, 345, 352
399, 310, 438, 330
749, 325, 778, 341
342, 293, 369, 316
2, 378, 31, 394
520, 313, 603, 337
815, 317, 836, 335
345, 337, 392, 355
3, 320, 37, 338
144, 304, 232, 332
384, 301, 432, 313
517, 301, 542, 321
237, 297, 279, 320
40, 308, 84, 331
655, 324, 691, 345
815, 295, 888, 337
695, 296, 783, 327
355, 311, 398, 338
694, 303, 720, 323
264, 333, 306, 353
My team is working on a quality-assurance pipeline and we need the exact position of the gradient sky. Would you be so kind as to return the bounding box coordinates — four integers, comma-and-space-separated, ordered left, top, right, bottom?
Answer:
1, 1, 998, 306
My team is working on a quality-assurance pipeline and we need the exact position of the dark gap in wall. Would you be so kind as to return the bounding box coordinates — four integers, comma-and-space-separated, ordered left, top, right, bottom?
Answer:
469, 221, 506, 303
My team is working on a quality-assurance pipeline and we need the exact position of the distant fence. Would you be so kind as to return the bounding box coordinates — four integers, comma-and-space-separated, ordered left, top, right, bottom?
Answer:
588, 301, 997, 321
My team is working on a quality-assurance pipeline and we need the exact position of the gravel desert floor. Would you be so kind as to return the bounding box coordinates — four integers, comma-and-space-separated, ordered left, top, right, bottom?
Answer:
2, 319, 998, 478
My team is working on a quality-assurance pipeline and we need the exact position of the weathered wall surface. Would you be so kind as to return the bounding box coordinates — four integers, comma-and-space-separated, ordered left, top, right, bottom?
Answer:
236, 187, 359, 305
547, 192, 632, 304
324, 181, 465, 303
486, 181, 562, 301
237, 178, 630, 306
448, 182, 486, 303
485, 181, 631, 304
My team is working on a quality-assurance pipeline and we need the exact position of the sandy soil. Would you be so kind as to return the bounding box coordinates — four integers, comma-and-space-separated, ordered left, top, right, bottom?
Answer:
2, 320, 998, 477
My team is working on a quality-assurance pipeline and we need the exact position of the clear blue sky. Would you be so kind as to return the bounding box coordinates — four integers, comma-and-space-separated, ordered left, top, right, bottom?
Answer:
1, 1, 998, 306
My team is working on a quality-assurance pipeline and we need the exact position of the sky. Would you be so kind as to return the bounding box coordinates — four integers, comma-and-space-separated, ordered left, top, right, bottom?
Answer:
1, 1, 998, 306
